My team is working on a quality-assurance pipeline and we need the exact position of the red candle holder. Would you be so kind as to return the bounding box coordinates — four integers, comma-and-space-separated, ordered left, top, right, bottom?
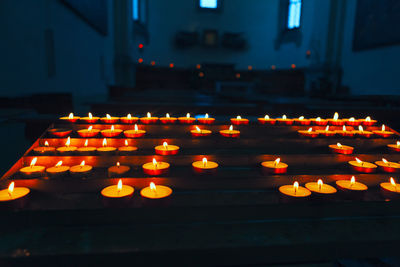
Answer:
294, 117, 311, 125
329, 143, 354, 154
311, 118, 328, 126
261, 159, 288, 174
120, 115, 139, 124
101, 115, 119, 124
355, 127, 374, 138
317, 126, 336, 137
220, 126, 240, 138
336, 126, 355, 137
387, 142, 400, 152
191, 126, 212, 137
258, 116, 276, 125
100, 127, 123, 137
48, 128, 72, 137
375, 159, 400, 173
155, 143, 179, 155
77, 127, 100, 138
276, 116, 294, 125
345, 118, 362, 126
178, 117, 196, 124
59, 113, 79, 123
362, 117, 377, 126
348, 158, 377, 173
142, 160, 170, 175
192, 158, 218, 174
160, 114, 177, 124
123, 129, 146, 138
380, 178, 400, 199
298, 128, 319, 138
80, 114, 99, 123
373, 125, 394, 138
140, 116, 159, 124
197, 115, 215, 124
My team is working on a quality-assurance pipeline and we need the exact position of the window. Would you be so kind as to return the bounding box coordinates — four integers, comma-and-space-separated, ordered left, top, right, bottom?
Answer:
287, 0, 302, 29
199, 0, 218, 9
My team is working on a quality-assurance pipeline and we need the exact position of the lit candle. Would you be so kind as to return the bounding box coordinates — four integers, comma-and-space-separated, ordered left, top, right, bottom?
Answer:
261, 158, 288, 174
197, 113, 215, 124
0, 182, 30, 207
329, 112, 344, 126
77, 125, 100, 138
108, 162, 131, 177
123, 124, 146, 138
69, 160, 93, 177
142, 158, 170, 175
101, 114, 119, 124
19, 157, 45, 178
387, 141, 400, 152
33, 141, 55, 155
155, 142, 179, 155
220, 125, 240, 138
294, 116, 311, 125
329, 143, 354, 154
46, 160, 70, 177
276, 115, 294, 125
57, 136, 77, 155
80, 112, 99, 123
348, 157, 377, 173
311, 117, 328, 126
375, 158, 400, 173
373, 124, 394, 138
298, 127, 319, 138
120, 113, 138, 124
160, 113, 177, 124
345, 117, 361, 126
60, 112, 80, 123
305, 179, 337, 196
118, 139, 138, 154
230, 115, 249, 125
362, 116, 377, 126
257, 114, 276, 125
192, 157, 218, 174
380, 177, 400, 199
190, 126, 212, 137
140, 182, 172, 199
355, 125, 373, 138
101, 179, 134, 204
140, 112, 159, 124
336, 125, 354, 137
77, 139, 96, 155
279, 181, 311, 199
336, 176, 368, 193
48, 128, 72, 137
178, 113, 196, 124
101, 125, 122, 137
317, 125, 336, 137
97, 138, 117, 155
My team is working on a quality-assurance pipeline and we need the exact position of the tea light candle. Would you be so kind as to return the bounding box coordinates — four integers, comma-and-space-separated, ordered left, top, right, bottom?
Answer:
0, 182, 30, 206
19, 157, 45, 178
380, 177, 400, 198
101, 125, 122, 137
191, 126, 212, 137
57, 137, 77, 155
60, 112, 79, 123
120, 113, 138, 124
155, 142, 179, 155
257, 114, 276, 125
387, 141, 400, 152
220, 125, 240, 138
48, 128, 72, 137
160, 113, 177, 124
77, 126, 100, 138
279, 181, 311, 198
33, 141, 55, 155
345, 117, 361, 126
336, 125, 354, 137
294, 116, 311, 125
108, 162, 130, 177
231, 115, 249, 125
317, 125, 336, 137
261, 158, 288, 174
355, 125, 373, 138
373, 124, 394, 138
298, 127, 319, 138
362, 116, 377, 126
305, 179, 337, 196
276, 115, 294, 125
348, 157, 377, 173
329, 143, 354, 154
80, 112, 99, 123
336, 176, 368, 192
328, 112, 344, 126
197, 113, 215, 124
375, 158, 400, 173
101, 179, 134, 200
101, 114, 119, 124
140, 112, 158, 124
178, 113, 196, 124
70, 160, 93, 177
140, 182, 172, 199
142, 158, 170, 175
118, 139, 137, 155
123, 124, 146, 138
46, 160, 70, 177
97, 138, 117, 155
311, 117, 328, 126
192, 157, 218, 174
77, 139, 96, 155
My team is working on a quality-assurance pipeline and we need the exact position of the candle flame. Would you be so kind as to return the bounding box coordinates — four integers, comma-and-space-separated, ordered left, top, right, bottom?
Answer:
45, 141, 49, 147
358, 125, 364, 132
111, 125, 114, 131
349, 117, 355, 121
307, 127, 312, 132
316, 117, 321, 121
88, 112, 93, 119
397, 141, 400, 147
102, 138, 107, 147
84, 139, 88, 147
80, 160, 85, 166
382, 158, 388, 164
264, 114, 270, 120
237, 115, 241, 120
365, 116, 371, 122
68, 113, 74, 119
203, 157, 207, 167
163, 142, 168, 149
106, 114, 111, 119
355, 157, 362, 164
382, 124, 385, 131
186, 113, 190, 118
166, 113, 170, 118
134, 124, 138, 131
88, 126, 93, 131
274, 158, 280, 165
147, 112, 151, 118
390, 177, 396, 187
196, 126, 201, 132
117, 162, 120, 167
282, 115, 287, 119
56, 161, 62, 167
205, 113, 209, 118
317, 179, 323, 191
30, 157, 37, 167
127, 113, 131, 119
229, 125, 233, 131
325, 125, 329, 131
350, 176, 355, 186
8, 182, 14, 194
293, 181, 299, 194
337, 143, 342, 147
299, 116, 304, 120
65, 136, 71, 147
343, 125, 346, 131
153, 158, 157, 167
333, 112, 339, 120
117, 179, 122, 191
125, 139, 128, 146
150, 182, 156, 191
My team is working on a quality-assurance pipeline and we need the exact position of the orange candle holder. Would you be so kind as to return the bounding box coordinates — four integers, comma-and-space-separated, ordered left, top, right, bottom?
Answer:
279, 181, 311, 202
101, 114, 119, 124
336, 176, 368, 197
19, 158, 45, 178
69, 161, 93, 177
178, 113, 196, 124
60, 113, 80, 123
261, 158, 288, 174
373, 125, 394, 138
97, 138, 117, 155
56, 137, 77, 155
345, 117, 362, 126
380, 177, 400, 199
100, 125, 123, 137
101, 179, 134, 207
276, 115, 293, 125
230, 116, 249, 125
192, 158, 218, 174
220, 125, 240, 138
191, 126, 212, 137
336, 125, 354, 137
294, 116, 311, 125
329, 143, 353, 154
298, 127, 319, 138
33, 141, 55, 155
257, 115, 276, 125
80, 113, 99, 123
355, 126, 373, 138
348, 158, 377, 173
155, 142, 179, 155
311, 117, 328, 126
48, 128, 72, 137
108, 162, 131, 177
362, 116, 377, 126
317, 126, 336, 137
77, 126, 100, 138
328, 112, 344, 126
46, 161, 70, 178
77, 139, 96, 155
375, 158, 400, 173
142, 159, 170, 175
123, 124, 146, 138
120, 114, 138, 124
160, 113, 177, 124
0, 182, 30, 209
197, 114, 215, 124
305, 179, 337, 198
387, 141, 400, 152
140, 112, 159, 124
